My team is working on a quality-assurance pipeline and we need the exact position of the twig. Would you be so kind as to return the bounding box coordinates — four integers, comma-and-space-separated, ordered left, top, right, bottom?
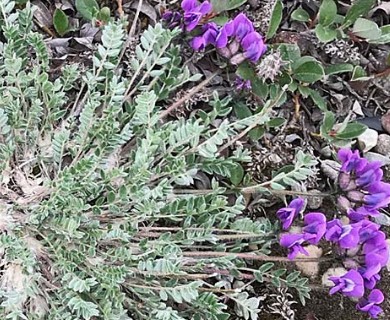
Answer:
117, 0, 124, 18
159, 71, 220, 121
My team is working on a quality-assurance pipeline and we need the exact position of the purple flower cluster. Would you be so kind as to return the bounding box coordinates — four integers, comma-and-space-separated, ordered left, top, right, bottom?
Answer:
277, 148, 390, 318
163, 1, 267, 64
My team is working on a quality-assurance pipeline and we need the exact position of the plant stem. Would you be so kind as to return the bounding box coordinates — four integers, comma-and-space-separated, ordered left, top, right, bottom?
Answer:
182, 251, 332, 263
159, 71, 220, 121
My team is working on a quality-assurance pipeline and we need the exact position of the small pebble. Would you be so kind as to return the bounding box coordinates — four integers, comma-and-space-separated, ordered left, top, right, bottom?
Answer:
357, 128, 378, 152
381, 110, 390, 134
307, 190, 323, 210
295, 245, 322, 278
375, 134, 390, 156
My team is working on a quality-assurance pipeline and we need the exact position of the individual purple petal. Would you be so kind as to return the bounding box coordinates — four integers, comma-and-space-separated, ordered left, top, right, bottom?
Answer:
276, 197, 304, 230
363, 231, 389, 268
325, 219, 343, 242
357, 289, 384, 318
280, 233, 308, 260
303, 212, 326, 244
182, 0, 197, 11
241, 31, 267, 63
329, 269, 364, 298
232, 13, 254, 40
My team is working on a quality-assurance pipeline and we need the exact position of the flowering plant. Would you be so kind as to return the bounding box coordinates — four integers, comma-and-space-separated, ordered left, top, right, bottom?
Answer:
278, 148, 390, 319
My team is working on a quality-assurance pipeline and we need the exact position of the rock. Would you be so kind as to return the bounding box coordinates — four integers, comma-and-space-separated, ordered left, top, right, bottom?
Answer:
375, 134, 390, 156
322, 267, 347, 287
320, 160, 341, 181
365, 152, 390, 165
357, 128, 378, 152
295, 245, 322, 278
307, 190, 323, 210
381, 110, 390, 134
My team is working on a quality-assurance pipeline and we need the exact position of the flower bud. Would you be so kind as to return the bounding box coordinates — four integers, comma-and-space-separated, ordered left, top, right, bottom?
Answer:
338, 172, 356, 191
218, 47, 232, 59
337, 196, 352, 212
230, 53, 246, 65
347, 190, 365, 202
228, 39, 240, 56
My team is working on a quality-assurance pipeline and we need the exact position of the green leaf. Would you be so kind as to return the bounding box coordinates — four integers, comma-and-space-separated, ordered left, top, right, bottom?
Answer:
325, 63, 354, 75
277, 44, 301, 62
107, 191, 116, 203
230, 164, 244, 185
236, 63, 268, 98
351, 65, 368, 80
53, 9, 69, 37
292, 57, 325, 83
315, 24, 337, 43
343, 0, 375, 27
320, 111, 335, 136
291, 7, 310, 22
234, 103, 252, 119
308, 89, 327, 111
335, 122, 367, 139
267, 117, 286, 128
97, 7, 111, 23
258, 262, 274, 273
76, 0, 100, 20
369, 25, 390, 44
210, 0, 247, 13
352, 18, 381, 40
266, 0, 283, 39
252, 79, 269, 98
248, 126, 265, 140
318, 0, 337, 27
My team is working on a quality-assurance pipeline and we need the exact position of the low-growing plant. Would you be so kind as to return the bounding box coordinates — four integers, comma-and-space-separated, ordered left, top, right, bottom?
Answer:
0, 1, 314, 319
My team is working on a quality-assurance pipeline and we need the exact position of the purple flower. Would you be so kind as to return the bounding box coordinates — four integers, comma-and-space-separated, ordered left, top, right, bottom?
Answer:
235, 77, 252, 91
303, 212, 326, 244
241, 31, 267, 63
363, 231, 389, 268
182, 0, 212, 31
338, 149, 366, 173
325, 219, 361, 249
215, 20, 235, 48
356, 161, 383, 188
358, 220, 380, 243
357, 289, 384, 318
359, 265, 381, 290
162, 11, 182, 29
191, 22, 218, 50
348, 207, 380, 222
364, 181, 390, 210
280, 233, 308, 260
276, 197, 304, 230
231, 13, 254, 40
329, 269, 365, 298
